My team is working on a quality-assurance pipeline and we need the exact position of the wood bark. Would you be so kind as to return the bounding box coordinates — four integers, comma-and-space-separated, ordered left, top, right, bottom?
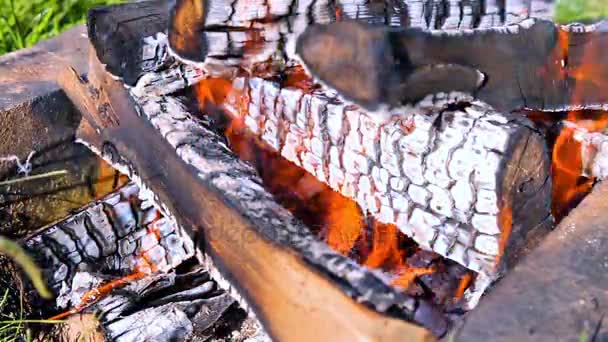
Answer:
57, 49, 443, 340
219, 76, 552, 276
22, 183, 237, 341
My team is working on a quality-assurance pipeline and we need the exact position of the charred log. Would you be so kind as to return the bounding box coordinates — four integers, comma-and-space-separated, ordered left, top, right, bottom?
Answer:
88, 0, 555, 85
168, 0, 554, 66
87, 0, 171, 86
218, 76, 552, 276
296, 20, 608, 114
57, 51, 443, 340
23, 182, 194, 297
22, 183, 238, 341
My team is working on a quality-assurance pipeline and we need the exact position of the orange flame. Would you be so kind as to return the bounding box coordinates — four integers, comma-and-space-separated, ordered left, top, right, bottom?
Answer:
49, 217, 164, 321
49, 257, 154, 321
193, 77, 440, 290
547, 29, 608, 220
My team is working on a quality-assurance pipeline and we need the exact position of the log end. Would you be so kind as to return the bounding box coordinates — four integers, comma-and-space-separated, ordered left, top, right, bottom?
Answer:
496, 117, 553, 271
168, 0, 208, 63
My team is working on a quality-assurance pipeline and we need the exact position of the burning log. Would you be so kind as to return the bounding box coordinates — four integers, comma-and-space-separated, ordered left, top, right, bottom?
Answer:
87, 0, 554, 86
57, 48, 443, 339
295, 19, 608, 115
167, 0, 554, 72
22, 182, 237, 341
23, 182, 194, 295
216, 76, 552, 277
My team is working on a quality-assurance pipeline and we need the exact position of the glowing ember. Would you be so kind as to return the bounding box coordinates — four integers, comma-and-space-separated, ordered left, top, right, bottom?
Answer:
49, 220, 163, 321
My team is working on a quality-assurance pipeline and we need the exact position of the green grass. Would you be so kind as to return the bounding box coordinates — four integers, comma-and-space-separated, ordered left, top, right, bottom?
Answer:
555, 0, 608, 23
0, 0, 122, 55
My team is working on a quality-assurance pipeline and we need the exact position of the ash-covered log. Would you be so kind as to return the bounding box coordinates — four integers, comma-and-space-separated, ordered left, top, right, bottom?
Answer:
22, 183, 238, 341
217, 76, 552, 277
57, 49, 443, 339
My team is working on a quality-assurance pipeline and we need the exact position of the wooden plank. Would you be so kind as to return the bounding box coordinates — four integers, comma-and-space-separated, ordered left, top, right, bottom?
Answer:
57, 50, 441, 341
454, 180, 608, 342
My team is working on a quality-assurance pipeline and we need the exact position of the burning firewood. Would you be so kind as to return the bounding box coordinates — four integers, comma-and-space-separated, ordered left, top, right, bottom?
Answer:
295, 20, 608, 115
22, 182, 238, 341
212, 76, 552, 277
57, 48, 444, 339
87, 0, 554, 87
167, 0, 554, 76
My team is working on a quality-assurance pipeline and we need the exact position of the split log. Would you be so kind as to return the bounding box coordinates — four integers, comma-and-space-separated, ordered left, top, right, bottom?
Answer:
220, 77, 552, 276
57, 49, 443, 340
22, 183, 237, 341
87, 0, 554, 85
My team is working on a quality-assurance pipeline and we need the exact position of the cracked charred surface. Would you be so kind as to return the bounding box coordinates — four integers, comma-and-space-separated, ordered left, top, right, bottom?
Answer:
87, 0, 555, 87
218, 76, 552, 277
167, 0, 554, 72
58, 52, 442, 340
20, 183, 236, 341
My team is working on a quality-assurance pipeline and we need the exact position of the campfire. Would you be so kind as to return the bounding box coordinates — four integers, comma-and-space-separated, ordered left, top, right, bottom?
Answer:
2, 0, 608, 341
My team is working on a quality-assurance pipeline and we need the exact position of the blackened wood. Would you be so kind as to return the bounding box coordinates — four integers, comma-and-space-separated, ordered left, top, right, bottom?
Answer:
454, 181, 608, 342
168, 0, 555, 65
58, 52, 442, 340
296, 20, 608, 114
87, 0, 170, 85
87, 1, 554, 85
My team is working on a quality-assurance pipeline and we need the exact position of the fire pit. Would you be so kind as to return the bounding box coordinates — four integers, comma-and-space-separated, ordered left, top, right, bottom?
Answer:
2, 0, 607, 341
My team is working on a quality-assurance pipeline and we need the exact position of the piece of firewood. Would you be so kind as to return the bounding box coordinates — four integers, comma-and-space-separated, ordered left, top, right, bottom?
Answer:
219, 76, 552, 277
296, 20, 608, 115
87, 0, 554, 85
167, 0, 554, 66
57, 50, 443, 340
22, 183, 236, 341
23, 182, 195, 296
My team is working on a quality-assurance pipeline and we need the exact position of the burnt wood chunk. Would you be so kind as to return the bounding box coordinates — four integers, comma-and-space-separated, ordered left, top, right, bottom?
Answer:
23, 183, 195, 295
454, 180, 608, 342
89, 0, 553, 84
220, 77, 552, 277
21, 183, 228, 341
296, 20, 608, 113
87, 0, 170, 85
57, 51, 443, 340
167, 0, 554, 64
